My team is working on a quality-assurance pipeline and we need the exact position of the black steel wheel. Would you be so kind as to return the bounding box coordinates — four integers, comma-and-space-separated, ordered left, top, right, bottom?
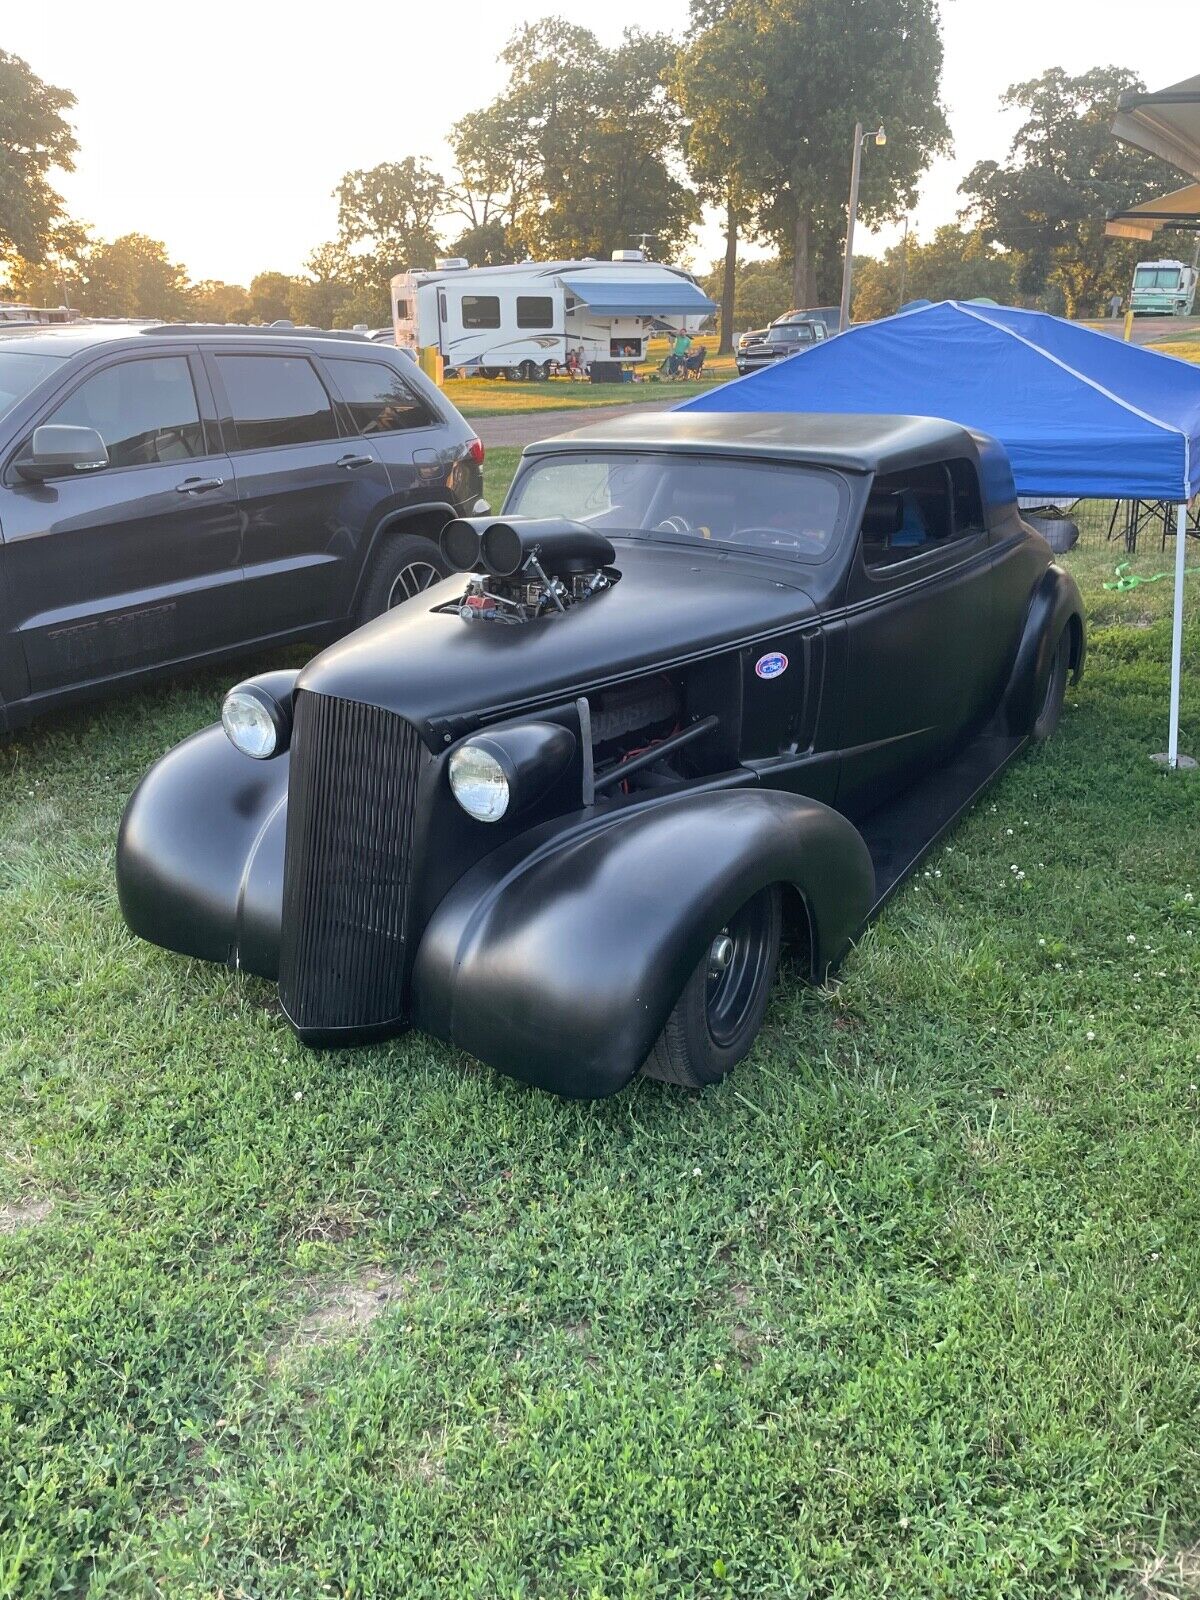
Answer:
1032, 630, 1070, 742
643, 885, 782, 1088
356, 531, 450, 623
518, 359, 539, 382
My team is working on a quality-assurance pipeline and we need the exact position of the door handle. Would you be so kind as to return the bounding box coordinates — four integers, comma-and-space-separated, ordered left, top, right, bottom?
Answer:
175, 476, 225, 494
335, 453, 374, 470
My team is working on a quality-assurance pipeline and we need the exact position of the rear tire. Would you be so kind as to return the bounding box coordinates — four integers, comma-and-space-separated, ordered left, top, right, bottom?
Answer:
356, 531, 450, 623
1032, 630, 1070, 742
643, 886, 782, 1089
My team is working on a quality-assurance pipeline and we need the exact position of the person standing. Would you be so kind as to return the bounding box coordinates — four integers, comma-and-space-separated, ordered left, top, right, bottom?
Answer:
670, 326, 692, 376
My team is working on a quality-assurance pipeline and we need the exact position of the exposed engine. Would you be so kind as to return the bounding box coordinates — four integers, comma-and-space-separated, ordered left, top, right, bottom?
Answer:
439, 516, 619, 625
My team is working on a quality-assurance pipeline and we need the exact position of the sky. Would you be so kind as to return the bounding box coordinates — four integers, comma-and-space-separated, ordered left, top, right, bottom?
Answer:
5, 0, 1191, 287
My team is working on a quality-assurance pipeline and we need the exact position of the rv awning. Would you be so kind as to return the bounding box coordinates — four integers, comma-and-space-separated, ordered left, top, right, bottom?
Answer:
1106, 181, 1200, 239
564, 277, 718, 317
1108, 73, 1200, 237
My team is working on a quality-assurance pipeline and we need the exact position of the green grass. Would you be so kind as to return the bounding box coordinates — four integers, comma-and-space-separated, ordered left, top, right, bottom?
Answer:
446, 337, 738, 418
2, 549, 1199, 1598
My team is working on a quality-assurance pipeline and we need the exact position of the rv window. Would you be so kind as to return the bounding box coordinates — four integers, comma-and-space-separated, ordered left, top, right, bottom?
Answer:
517, 295, 554, 329
461, 295, 501, 329
438, 291, 447, 323
395, 298, 410, 321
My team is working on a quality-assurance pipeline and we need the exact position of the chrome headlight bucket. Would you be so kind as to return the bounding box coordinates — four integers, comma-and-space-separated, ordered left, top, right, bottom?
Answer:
221, 676, 295, 760
448, 721, 577, 823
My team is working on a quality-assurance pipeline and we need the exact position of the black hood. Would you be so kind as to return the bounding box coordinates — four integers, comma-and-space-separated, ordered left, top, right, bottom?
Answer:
298, 540, 818, 738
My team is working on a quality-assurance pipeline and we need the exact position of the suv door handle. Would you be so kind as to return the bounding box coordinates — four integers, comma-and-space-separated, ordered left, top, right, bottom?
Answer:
335, 453, 374, 470
175, 476, 225, 494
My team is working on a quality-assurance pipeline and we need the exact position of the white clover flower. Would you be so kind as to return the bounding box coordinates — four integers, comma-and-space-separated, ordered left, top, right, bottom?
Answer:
293, 1090, 304, 1101
1127, 934, 1138, 945
692, 1166, 702, 1177
1086, 1030, 1095, 1041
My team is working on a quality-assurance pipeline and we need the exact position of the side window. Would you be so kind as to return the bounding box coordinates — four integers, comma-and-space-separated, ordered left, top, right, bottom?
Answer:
461, 295, 501, 329
516, 296, 554, 329
325, 357, 433, 434
395, 298, 410, 321
45, 356, 205, 468
948, 458, 985, 531
214, 354, 338, 450
438, 291, 447, 324
861, 463, 956, 570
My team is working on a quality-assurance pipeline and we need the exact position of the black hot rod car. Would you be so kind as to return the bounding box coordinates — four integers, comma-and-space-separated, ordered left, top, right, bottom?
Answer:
117, 412, 1085, 1097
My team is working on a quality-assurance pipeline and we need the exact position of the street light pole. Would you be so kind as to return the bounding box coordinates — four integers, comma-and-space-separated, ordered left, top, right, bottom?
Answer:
838, 122, 885, 333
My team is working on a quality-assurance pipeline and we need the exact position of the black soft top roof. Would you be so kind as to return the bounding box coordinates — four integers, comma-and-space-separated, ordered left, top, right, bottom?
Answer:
528, 409, 991, 477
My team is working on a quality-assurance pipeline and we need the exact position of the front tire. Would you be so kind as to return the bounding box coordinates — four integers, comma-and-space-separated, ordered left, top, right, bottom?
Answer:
643, 886, 782, 1088
356, 531, 450, 623
1032, 630, 1070, 742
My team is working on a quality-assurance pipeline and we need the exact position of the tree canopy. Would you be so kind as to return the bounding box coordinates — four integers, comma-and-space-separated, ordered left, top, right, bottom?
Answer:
851, 224, 1017, 320
0, 51, 78, 264
960, 66, 1181, 319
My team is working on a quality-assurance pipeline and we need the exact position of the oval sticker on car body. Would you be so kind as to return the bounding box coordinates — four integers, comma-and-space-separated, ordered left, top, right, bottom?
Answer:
755, 651, 789, 680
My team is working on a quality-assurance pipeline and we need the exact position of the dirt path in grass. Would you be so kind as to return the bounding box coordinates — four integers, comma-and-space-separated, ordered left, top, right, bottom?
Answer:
474, 399, 676, 448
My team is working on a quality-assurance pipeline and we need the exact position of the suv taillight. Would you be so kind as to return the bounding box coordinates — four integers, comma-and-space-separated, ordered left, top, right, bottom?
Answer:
467, 437, 485, 466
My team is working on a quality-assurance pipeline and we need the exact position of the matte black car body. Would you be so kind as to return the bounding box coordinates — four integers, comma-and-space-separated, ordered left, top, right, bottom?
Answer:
117, 411, 1085, 1098
0, 323, 483, 730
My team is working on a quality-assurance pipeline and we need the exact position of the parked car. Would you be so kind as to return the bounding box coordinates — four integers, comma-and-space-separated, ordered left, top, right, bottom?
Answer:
736, 307, 838, 357
736, 318, 826, 375
0, 322, 485, 731
118, 410, 1085, 1099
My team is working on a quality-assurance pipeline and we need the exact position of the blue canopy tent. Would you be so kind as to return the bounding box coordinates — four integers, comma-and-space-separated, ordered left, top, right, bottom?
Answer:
681, 300, 1200, 766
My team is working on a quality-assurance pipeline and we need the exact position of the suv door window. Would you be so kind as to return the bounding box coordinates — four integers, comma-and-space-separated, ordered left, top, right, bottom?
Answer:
861, 462, 959, 570
214, 353, 338, 450
325, 357, 433, 434
44, 356, 206, 467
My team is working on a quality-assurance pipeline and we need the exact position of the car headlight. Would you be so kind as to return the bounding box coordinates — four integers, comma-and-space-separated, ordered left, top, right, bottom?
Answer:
222, 681, 292, 760
447, 721, 577, 823
448, 742, 511, 821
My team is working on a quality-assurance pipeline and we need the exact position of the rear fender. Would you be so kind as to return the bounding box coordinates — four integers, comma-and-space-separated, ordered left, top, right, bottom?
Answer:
412, 787, 874, 1098
1003, 563, 1086, 735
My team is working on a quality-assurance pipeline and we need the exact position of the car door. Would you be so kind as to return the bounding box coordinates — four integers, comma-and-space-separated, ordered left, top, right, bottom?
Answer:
320, 352, 456, 516
834, 460, 993, 817
1, 348, 241, 698
206, 348, 391, 635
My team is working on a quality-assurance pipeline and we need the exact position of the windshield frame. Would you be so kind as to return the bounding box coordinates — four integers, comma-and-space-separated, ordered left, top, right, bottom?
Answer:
504, 447, 853, 568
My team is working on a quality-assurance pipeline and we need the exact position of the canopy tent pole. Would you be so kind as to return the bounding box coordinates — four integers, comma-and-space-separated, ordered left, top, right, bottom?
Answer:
1156, 502, 1196, 771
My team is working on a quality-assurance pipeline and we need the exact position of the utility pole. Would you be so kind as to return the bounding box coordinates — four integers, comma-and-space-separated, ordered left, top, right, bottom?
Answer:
838, 123, 885, 332
897, 215, 910, 311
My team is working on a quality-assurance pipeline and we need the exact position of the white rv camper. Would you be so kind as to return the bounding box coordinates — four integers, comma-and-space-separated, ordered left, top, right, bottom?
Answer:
390, 252, 717, 378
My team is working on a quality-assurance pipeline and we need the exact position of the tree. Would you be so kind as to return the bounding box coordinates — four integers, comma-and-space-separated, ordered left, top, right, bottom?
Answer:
851, 224, 1017, 320
683, 0, 950, 309
672, 5, 756, 351
0, 51, 78, 264
191, 279, 253, 323
77, 233, 193, 318
289, 242, 362, 328
247, 271, 299, 323
960, 67, 1182, 319
333, 157, 445, 280
698, 254, 792, 332
455, 19, 699, 263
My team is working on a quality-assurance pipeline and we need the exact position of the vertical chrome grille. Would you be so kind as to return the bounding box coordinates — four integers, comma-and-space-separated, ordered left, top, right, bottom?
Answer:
278, 691, 423, 1033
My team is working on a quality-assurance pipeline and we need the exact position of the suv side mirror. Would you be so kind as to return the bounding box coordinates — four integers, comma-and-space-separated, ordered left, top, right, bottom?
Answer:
16, 424, 109, 482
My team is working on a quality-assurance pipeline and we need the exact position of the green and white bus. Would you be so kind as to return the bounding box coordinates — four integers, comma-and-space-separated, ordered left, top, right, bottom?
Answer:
1130, 259, 1197, 317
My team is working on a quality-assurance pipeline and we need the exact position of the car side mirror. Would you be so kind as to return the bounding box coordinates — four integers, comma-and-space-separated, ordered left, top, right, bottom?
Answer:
16, 424, 109, 482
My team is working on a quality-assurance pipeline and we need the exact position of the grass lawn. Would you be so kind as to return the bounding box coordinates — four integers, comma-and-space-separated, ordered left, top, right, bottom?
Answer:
445, 338, 738, 418
2, 540, 1200, 1597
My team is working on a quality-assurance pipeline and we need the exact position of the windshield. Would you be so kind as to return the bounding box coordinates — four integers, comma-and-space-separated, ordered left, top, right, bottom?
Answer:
1134, 267, 1181, 288
0, 349, 65, 422
766, 325, 812, 345
506, 451, 846, 562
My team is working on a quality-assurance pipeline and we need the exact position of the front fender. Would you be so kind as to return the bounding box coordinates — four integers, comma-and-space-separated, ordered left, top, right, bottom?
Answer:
117, 724, 289, 978
1004, 562, 1086, 735
411, 788, 874, 1099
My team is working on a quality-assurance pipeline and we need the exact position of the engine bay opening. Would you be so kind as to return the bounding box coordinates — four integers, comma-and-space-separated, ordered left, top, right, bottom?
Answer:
588, 658, 742, 795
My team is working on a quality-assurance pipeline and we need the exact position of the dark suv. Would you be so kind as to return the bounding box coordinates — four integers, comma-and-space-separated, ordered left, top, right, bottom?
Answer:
0, 323, 485, 731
